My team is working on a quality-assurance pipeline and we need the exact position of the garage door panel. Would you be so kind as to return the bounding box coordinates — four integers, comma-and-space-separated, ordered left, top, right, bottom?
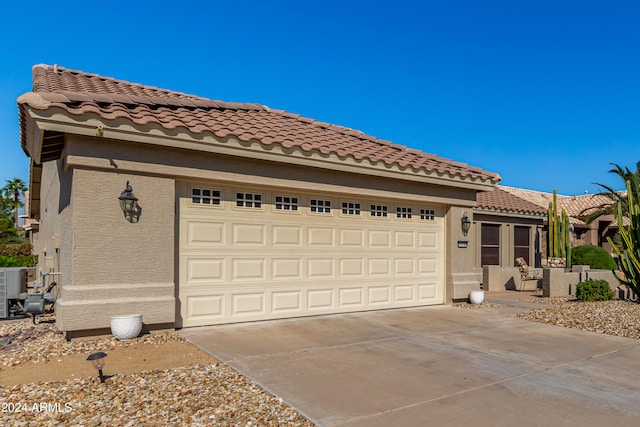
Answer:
395, 231, 415, 248
369, 258, 390, 275
339, 258, 364, 277
186, 258, 225, 282
369, 286, 391, 304
339, 288, 364, 307
272, 258, 302, 279
395, 285, 414, 302
308, 258, 334, 277
178, 182, 444, 327
340, 229, 364, 247
185, 294, 224, 319
369, 230, 391, 248
308, 227, 335, 246
418, 232, 439, 249
272, 291, 302, 313
232, 223, 266, 245
232, 259, 266, 280
185, 221, 225, 246
232, 293, 266, 316
394, 258, 415, 275
307, 289, 334, 310
418, 258, 438, 274
418, 283, 438, 301
272, 225, 302, 246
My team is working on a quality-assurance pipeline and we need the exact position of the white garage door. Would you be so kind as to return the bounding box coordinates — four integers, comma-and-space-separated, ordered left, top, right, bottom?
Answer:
177, 181, 445, 327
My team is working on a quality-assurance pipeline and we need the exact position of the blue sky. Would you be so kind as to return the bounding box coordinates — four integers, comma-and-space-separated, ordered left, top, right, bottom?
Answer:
1, 1, 638, 195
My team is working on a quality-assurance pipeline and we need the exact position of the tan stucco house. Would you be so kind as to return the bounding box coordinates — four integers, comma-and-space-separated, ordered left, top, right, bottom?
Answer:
18, 64, 500, 337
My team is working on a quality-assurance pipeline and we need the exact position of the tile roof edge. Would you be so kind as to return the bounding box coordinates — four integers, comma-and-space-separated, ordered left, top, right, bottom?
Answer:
17, 92, 50, 109
473, 206, 546, 217
27, 64, 502, 184
33, 64, 270, 111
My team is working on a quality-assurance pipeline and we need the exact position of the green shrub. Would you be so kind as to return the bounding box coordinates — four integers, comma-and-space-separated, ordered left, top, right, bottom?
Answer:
575, 279, 614, 301
570, 245, 617, 270
0, 254, 37, 267
0, 243, 37, 267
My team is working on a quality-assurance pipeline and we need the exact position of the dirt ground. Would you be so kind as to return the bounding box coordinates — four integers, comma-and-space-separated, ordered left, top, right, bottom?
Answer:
0, 340, 216, 386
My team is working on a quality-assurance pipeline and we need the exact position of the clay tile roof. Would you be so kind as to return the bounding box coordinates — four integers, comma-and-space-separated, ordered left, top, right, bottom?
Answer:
498, 186, 631, 226
19, 64, 500, 184
476, 187, 547, 216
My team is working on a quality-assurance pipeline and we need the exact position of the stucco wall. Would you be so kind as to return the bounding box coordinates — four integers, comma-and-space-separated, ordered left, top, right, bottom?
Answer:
447, 206, 483, 300
36, 160, 72, 287
55, 167, 175, 332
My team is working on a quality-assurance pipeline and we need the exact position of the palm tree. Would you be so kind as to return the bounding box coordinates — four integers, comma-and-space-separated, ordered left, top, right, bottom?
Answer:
2, 178, 28, 230
580, 162, 639, 223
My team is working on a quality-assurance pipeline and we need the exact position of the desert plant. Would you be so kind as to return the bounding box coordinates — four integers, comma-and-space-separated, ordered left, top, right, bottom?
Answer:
581, 162, 640, 223
0, 243, 37, 266
547, 189, 572, 265
570, 245, 617, 270
575, 279, 614, 302
608, 175, 640, 296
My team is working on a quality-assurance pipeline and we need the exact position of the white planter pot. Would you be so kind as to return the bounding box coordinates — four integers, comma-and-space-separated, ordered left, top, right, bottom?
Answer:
469, 290, 485, 305
110, 314, 143, 341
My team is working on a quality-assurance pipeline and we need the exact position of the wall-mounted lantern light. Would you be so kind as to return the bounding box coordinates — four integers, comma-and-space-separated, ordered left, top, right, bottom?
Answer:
86, 351, 108, 383
461, 212, 471, 236
118, 181, 140, 223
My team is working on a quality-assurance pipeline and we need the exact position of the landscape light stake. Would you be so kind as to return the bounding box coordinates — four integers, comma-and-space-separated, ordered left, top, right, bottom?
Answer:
86, 352, 108, 383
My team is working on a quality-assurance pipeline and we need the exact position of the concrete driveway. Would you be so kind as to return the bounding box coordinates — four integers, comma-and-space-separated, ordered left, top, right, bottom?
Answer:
180, 302, 640, 426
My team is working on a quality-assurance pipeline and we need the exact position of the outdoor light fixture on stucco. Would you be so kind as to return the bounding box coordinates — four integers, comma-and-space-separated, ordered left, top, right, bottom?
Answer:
86, 351, 108, 383
461, 212, 471, 236
118, 181, 140, 223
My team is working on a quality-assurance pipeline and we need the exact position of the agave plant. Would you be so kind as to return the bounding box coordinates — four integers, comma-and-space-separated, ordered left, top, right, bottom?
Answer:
608, 173, 640, 296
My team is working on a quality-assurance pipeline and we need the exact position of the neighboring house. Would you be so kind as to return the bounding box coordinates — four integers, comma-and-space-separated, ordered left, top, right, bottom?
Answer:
475, 186, 622, 270
500, 186, 621, 255
18, 64, 500, 336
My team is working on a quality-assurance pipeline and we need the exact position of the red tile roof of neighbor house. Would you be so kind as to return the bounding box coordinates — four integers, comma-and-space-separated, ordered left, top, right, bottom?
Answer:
18, 64, 500, 185
476, 187, 547, 216
477, 185, 631, 225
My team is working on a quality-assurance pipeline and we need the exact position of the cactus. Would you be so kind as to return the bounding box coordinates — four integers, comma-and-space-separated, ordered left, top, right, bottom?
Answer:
547, 189, 572, 265
608, 178, 640, 296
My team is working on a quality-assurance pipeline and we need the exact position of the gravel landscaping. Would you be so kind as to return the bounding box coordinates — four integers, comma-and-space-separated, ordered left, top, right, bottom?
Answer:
515, 298, 640, 339
2, 297, 640, 426
0, 317, 314, 426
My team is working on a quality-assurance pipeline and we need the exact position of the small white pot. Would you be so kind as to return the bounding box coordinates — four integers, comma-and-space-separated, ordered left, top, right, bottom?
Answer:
469, 290, 485, 305
110, 314, 143, 341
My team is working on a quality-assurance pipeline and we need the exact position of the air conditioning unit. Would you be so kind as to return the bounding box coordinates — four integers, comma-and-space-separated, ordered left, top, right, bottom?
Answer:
0, 267, 28, 318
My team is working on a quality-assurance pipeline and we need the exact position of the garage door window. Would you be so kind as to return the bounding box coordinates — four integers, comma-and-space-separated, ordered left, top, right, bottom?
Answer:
191, 188, 221, 206
396, 207, 412, 219
370, 205, 388, 217
342, 202, 361, 215
236, 192, 262, 208
420, 209, 435, 221
310, 199, 331, 213
275, 196, 299, 211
